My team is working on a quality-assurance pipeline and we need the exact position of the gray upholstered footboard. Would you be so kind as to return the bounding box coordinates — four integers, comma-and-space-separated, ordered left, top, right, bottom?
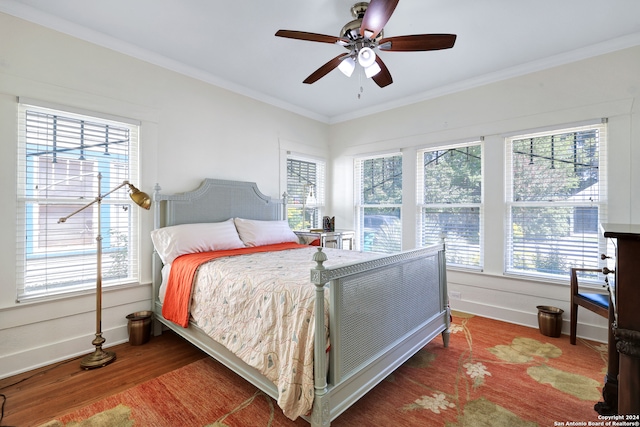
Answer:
308, 243, 448, 426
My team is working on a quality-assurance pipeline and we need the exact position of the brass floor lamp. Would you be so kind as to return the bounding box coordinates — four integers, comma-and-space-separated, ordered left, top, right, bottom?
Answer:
58, 173, 151, 369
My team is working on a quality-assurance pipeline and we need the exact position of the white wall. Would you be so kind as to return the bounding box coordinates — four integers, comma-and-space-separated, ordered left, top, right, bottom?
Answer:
0, 13, 329, 378
329, 46, 640, 341
1, 11, 638, 379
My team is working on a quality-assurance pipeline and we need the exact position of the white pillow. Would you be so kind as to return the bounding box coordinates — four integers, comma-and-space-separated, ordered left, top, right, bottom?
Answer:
150, 219, 244, 264
234, 218, 299, 247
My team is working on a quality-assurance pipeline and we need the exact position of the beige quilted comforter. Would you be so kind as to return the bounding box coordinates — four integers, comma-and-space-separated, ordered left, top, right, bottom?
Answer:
188, 245, 377, 420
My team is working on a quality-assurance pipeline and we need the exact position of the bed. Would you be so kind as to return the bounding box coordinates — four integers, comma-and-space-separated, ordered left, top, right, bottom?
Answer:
151, 178, 449, 427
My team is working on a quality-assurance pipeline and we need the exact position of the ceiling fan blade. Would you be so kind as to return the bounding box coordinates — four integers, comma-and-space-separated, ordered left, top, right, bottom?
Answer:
379, 34, 457, 52
372, 55, 393, 88
360, 0, 399, 39
275, 30, 348, 46
303, 54, 348, 84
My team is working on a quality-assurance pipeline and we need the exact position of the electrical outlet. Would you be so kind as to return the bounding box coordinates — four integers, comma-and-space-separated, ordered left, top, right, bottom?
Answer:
449, 291, 462, 300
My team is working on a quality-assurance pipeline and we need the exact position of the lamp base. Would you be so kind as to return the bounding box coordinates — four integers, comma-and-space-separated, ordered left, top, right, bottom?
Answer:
80, 348, 116, 370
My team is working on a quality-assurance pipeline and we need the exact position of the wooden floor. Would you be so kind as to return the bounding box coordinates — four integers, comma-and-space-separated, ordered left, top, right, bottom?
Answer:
0, 331, 206, 427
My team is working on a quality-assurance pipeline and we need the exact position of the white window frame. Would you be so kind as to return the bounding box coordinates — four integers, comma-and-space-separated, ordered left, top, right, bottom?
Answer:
16, 100, 141, 301
285, 153, 326, 230
417, 140, 483, 270
354, 152, 403, 253
505, 120, 607, 281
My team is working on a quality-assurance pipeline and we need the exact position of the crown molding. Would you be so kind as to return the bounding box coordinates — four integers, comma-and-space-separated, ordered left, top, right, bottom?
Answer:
2, 1, 639, 125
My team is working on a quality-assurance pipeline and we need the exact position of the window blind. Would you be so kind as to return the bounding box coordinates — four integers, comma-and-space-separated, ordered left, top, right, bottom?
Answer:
417, 142, 483, 269
286, 155, 325, 230
16, 102, 141, 301
355, 153, 402, 253
505, 120, 607, 280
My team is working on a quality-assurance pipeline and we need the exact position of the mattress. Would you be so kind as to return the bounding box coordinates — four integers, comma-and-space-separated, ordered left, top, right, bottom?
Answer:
165, 245, 378, 419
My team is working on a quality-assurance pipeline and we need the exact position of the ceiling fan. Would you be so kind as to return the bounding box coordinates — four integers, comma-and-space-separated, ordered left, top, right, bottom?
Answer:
275, 0, 456, 88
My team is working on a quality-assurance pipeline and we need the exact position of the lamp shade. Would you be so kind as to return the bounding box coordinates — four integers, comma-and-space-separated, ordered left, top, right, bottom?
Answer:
364, 61, 382, 78
357, 47, 376, 68
338, 57, 356, 77
128, 185, 152, 210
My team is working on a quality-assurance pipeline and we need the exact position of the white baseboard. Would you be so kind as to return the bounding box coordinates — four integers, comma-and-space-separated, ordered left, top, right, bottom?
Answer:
1, 325, 129, 379
0, 284, 152, 379
450, 299, 608, 344
2, 297, 609, 380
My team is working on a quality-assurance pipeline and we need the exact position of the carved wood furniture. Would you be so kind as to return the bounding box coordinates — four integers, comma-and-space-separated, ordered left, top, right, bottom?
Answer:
600, 223, 640, 415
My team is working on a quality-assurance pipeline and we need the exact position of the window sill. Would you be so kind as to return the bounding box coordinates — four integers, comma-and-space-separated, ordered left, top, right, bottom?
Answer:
15, 281, 147, 306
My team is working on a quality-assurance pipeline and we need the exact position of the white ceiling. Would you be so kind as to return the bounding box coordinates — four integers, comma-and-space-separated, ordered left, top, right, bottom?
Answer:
2, 0, 640, 123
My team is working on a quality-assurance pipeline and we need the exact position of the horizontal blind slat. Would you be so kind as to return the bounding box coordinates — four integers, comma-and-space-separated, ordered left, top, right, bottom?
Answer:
417, 141, 483, 269
286, 156, 326, 230
355, 153, 402, 253
17, 102, 140, 301
506, 122, 606, 278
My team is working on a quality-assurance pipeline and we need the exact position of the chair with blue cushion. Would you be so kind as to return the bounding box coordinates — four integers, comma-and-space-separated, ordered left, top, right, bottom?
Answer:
570, 267, 609, 345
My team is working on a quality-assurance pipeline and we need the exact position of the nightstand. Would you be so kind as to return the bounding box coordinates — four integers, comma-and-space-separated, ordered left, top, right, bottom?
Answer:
294, 229, 355, 250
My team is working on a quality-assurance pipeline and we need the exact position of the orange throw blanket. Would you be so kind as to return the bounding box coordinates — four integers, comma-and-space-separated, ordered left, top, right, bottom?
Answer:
162, 242, 307, 327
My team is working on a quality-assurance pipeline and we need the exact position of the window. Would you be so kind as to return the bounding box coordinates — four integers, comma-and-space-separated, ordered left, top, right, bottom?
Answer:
417, 142, 483, 269
17, 101, 141, 300
505, 121, 607, 280
286, 155, 325, 230
355, 153, 402, 253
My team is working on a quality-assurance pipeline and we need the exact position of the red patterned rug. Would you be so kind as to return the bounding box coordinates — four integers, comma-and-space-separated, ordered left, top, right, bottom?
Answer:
40, 312, 608, 426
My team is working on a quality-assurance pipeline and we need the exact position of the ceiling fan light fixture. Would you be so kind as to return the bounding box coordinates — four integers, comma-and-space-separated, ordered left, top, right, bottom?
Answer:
275, 1, 457, 88
338, 57, 356, 77
357, 47, 376, 68
364, 61, 381, 78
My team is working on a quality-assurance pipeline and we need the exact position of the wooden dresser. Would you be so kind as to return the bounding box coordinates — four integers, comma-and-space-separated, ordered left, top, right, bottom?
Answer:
600, 223, 640, 415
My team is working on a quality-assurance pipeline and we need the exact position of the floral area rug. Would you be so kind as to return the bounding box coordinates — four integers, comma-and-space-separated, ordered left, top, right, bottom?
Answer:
40, 312, 607, 427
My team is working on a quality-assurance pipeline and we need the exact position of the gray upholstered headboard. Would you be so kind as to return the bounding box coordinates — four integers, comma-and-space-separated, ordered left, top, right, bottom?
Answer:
152, 178, 286, 229
151, 179, 287, 300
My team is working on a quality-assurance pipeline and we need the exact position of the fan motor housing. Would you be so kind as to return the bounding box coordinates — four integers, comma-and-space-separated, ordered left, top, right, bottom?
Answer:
341, 2, 383, 42
351, 2, 369, 18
